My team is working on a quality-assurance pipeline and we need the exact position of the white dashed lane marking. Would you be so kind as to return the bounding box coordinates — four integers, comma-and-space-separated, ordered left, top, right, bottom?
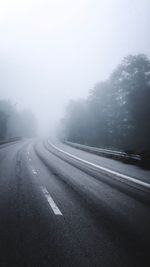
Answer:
40, 186, 62, 216
32, 169, 37, 175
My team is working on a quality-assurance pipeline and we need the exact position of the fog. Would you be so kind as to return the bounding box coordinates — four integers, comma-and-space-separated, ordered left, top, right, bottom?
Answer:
0, 0, 150, 135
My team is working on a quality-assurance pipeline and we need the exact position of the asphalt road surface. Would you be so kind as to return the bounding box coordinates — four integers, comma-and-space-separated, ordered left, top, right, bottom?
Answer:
0, 139, 149, 267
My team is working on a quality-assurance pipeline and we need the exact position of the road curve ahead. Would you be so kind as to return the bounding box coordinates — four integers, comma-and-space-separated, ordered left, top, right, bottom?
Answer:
0, 139, 149, 267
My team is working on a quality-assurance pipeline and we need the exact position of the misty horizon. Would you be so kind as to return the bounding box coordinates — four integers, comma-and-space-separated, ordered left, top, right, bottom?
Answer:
0, 0, 150, 134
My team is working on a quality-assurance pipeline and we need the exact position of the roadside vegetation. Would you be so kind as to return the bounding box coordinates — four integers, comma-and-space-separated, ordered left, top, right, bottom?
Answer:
0, 100, 37, 140
60, 54, 150, 165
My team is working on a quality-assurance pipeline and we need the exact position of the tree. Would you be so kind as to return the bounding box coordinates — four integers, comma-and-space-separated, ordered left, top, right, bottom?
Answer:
0, 100, 13, 140
0, 110, 8, 139
63, 99, 89, 144
0, 100, 37, 139
109, 54, 150, 151
61, 54, 150, 153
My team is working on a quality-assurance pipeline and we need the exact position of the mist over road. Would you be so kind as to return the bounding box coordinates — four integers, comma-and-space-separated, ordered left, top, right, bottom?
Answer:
0, 139, 149, 267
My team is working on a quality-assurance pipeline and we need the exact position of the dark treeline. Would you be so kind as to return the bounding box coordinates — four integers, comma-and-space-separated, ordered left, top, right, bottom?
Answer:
0, 100, 37, 140
61, 54, 150, 153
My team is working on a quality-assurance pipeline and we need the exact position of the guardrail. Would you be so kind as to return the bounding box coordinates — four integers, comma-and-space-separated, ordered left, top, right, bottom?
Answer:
63, 141, 142, 165
0, 137, 22, 146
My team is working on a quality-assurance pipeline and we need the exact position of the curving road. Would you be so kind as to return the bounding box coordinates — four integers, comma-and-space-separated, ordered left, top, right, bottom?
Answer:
0, 139, 149, 267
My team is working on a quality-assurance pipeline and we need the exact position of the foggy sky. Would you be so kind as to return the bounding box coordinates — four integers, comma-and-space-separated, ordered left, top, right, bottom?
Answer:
0, 0, 150, 134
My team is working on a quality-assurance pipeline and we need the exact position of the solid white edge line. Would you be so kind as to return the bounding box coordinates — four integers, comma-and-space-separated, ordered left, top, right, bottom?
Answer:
41, 186, 62, 216
49, 142, 150, 189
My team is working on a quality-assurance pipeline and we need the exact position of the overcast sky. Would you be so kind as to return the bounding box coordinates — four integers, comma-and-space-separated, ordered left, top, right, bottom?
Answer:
0, 0, 150, 133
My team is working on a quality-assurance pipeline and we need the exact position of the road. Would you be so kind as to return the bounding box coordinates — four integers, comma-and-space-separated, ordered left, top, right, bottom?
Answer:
0, 139, 149, 267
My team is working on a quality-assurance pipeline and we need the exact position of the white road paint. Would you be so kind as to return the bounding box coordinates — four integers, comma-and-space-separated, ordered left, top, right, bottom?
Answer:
49, 142, 150, 189
32, 169, 37, 175
41, 186, 62, 216
26, 150, 38, 175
